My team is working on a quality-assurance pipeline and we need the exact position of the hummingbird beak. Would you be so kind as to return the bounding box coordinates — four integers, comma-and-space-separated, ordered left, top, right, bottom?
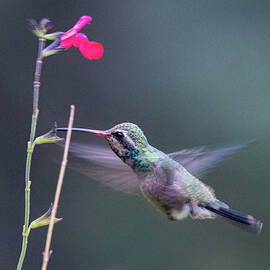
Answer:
56, 128, 110, 137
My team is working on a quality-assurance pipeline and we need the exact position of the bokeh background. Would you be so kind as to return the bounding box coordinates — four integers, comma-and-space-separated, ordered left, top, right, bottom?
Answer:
1, 0, 270, 269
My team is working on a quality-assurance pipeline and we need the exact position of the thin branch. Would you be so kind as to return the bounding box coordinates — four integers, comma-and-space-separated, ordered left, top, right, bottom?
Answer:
16, 36, 46, 270
30, 37, 45, 143
41, 105, 75, 270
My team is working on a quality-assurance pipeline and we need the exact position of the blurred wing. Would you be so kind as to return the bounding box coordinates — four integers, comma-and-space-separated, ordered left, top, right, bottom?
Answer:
168, 142, 248, 178
67, 142, 141, 195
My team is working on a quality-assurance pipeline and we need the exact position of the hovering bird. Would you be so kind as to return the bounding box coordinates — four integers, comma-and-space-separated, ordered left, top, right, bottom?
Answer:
57, 122, 262, 233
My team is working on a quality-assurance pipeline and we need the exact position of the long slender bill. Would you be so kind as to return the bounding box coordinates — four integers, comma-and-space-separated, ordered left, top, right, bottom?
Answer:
57, 127, 109, 137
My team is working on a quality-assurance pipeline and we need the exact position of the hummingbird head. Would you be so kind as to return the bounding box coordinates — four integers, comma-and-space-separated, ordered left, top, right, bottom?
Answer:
105, 123, 149, 160
57, 122, 149, 163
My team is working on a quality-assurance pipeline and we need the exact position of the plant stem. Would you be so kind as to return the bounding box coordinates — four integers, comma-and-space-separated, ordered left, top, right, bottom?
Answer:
16, 37, 45, 270
41, 105, 75, 270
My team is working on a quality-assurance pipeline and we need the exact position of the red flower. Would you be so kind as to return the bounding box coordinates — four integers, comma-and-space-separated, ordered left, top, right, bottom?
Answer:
60, 16, 103, 60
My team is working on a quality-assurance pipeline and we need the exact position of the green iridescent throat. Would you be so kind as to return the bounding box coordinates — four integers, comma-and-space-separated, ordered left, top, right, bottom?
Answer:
124, 148, 151, 172
124, 146, 161, 172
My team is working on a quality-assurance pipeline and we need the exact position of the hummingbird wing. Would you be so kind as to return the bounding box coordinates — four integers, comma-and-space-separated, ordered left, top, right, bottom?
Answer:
168, 142, 248, 178
67, 142, 141, 195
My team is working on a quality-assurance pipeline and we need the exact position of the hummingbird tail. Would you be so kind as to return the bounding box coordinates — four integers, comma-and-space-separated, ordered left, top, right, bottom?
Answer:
202, 202, 263, 233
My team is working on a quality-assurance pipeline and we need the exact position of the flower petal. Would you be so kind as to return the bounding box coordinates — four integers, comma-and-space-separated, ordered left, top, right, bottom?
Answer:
79, 41, 104, 59
72, 16, 92, 32
60, 36, 74, 49
61, 16, 92, 41
73, 33, 88, 48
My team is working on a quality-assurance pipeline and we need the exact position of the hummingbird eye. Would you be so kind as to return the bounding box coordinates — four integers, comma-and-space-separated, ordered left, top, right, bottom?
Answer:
114, 131, 124, 140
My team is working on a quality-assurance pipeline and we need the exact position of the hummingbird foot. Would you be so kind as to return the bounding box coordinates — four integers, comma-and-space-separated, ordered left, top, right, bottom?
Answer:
190, 205, 216, 219
170, 205, 190, 220
169, 203, 216, 221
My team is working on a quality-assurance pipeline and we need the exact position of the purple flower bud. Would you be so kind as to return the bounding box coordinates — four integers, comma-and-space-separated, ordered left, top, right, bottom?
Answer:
40, 18, 53, 32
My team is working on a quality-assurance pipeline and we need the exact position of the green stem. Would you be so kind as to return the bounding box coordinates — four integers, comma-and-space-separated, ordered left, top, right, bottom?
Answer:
16, 37, 45, 270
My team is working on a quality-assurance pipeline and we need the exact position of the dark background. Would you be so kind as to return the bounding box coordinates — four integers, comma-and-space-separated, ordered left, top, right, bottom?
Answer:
1, 0, 270, 269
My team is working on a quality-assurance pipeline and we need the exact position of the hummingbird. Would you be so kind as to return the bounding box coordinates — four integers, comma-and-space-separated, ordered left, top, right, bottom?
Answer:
57, 122, 262, 233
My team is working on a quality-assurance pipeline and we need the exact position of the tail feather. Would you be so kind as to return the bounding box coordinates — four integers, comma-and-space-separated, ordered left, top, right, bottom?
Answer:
202, 203, 263, 233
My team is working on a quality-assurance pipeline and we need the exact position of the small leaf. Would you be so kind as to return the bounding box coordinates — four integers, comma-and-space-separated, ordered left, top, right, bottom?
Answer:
30, 204, 62, 229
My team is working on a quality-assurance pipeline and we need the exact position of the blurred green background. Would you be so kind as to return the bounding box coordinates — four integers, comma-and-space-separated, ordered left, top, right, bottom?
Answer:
1, 0, 270, 269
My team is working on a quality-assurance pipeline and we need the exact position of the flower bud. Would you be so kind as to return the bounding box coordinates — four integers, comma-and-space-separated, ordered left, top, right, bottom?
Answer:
35, 128, 63, 144
30, 204, 62, 229
40, 18, 53, 33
